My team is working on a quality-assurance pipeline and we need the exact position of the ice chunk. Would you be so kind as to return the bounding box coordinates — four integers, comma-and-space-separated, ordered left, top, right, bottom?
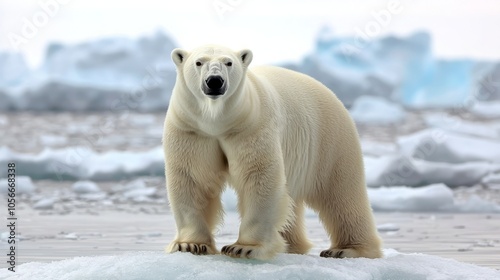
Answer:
398, 129, 500, 163
368, 184, 500, 213
33, 198, 56, 210
469, 101, 500, 119
361, 140, 398, 157
377, 223, 400, 232
364, 155, 499, 187
0, 175, 36, 194
72, 181, 101, 194
423, 113, 500, 139
369, 184, 454, 212
0, 146, 165, 181
123, 187, 157, 198
482, 173, 500, 189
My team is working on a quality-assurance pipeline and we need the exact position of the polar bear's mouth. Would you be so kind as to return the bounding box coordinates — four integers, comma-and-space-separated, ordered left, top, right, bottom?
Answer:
202, 75, 227, 99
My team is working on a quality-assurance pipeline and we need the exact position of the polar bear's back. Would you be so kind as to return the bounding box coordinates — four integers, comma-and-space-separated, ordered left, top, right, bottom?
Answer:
249, 66, 363, 198
249, 65, 355, 139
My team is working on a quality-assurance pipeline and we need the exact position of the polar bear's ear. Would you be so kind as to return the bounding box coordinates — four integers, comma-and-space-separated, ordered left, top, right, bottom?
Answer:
239, 49, 253, 68
171, 48, 188, 67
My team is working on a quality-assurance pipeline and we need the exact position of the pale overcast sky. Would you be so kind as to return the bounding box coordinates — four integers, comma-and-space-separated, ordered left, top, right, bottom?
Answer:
1, 0, 499, 67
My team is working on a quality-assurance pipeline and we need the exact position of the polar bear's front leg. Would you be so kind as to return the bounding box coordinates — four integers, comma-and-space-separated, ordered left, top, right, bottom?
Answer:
221, 136, 291, 260
164, 126, 228, 256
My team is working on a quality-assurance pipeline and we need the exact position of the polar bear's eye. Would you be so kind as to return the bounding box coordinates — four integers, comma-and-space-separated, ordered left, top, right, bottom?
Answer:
226, 62, 232, 67
196, 61, 202, 67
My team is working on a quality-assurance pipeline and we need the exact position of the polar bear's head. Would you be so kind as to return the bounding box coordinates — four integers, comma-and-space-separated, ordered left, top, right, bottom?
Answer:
171, 45, 253, 101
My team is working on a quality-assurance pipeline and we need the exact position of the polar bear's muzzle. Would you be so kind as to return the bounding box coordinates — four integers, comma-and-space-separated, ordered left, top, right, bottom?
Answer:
202, 75, 227, 99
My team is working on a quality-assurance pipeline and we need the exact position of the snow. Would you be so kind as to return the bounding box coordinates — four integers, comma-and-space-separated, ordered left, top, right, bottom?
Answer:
349, 96, 406, 125
1, 250, 498, 280
0, 176, 36, 194
71, 181, 101, 194
398, 129, 500, 164
222, 188, 238, 212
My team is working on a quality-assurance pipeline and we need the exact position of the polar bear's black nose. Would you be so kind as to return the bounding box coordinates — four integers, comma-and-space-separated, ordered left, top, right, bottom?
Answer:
206, 75, 224, 90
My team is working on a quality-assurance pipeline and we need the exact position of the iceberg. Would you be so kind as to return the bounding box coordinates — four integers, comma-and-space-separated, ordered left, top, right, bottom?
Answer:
287, 28, 500, 108
0, 31, 177, 111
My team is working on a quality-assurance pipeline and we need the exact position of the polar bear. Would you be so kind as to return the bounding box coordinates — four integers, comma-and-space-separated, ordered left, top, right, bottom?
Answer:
163, 45, 382, 260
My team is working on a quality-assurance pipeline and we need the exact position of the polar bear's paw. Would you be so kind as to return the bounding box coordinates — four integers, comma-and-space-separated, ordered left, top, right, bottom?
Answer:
221, 241, 286, 260
320, 246, 382, 259
167, 241, 217, 255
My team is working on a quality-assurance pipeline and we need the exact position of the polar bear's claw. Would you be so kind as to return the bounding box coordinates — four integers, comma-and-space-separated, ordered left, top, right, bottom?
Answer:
320, 249, 344, 258
168, 242, 215, 255
221, 244, 255, 259
320, 246, 382, 259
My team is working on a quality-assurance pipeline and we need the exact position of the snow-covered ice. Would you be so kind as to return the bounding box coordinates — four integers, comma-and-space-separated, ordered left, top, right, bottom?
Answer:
1, 250, 498, 280
398, 129, 500, 163
78, 192, 108, 201
364, 155, 499, 187
0, 146, 164, 180
469, 101, 500, 119
360, 140, 398, 157
482, 173, 500, 189
350, 96, 406, 125
123, 187, 157, 198
423, 113, 500, 139
368, 184, 500, 213
376, 223, 400, 232
7, 144, 496, 188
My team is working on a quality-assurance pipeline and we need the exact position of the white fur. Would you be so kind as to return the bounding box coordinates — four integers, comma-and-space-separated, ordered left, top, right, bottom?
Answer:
163, 45, 382, 260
